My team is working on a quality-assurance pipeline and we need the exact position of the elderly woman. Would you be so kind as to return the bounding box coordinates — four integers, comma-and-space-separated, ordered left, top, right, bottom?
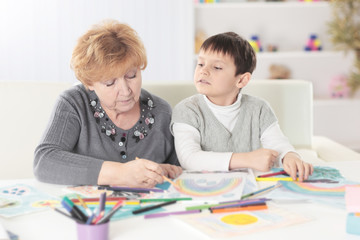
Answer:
34, 20, 182, 187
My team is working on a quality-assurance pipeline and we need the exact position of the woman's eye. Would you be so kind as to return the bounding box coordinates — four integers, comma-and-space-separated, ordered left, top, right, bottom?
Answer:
105, 80, 115, 87
125, 74, 136, 79
197, 63, 204, 67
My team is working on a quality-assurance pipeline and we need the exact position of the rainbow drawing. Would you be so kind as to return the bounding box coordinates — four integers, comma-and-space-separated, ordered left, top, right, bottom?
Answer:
280, 181, 346, 197
175, 177, 242, 197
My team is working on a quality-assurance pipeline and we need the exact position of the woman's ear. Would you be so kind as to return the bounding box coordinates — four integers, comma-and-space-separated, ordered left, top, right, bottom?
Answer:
236, 72, 251, 89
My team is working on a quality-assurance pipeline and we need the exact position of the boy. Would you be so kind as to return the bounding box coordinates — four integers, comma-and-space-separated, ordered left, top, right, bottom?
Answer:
171, 32, 313, 181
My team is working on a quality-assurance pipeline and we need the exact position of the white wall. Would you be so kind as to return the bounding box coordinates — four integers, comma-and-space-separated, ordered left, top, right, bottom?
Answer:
0, 0, 194, 83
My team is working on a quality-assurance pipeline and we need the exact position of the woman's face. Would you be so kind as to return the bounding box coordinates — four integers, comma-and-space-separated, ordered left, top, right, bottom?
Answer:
88, 67, 142, 115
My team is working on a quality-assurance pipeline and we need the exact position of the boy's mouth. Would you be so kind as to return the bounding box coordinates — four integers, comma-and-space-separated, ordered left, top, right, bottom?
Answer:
198, 79, 210, 85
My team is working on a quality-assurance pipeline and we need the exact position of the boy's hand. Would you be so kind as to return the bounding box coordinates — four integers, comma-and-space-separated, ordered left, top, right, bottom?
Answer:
231, 148, 278, 172
282, 152, 313, 181
159, 164, 183, 179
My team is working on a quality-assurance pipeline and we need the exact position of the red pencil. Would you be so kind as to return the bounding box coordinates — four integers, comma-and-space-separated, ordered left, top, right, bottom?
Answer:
257, 170, 288, 178
210, 204, 268, 214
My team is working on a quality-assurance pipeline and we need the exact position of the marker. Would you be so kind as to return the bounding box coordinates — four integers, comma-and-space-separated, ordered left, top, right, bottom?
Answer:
52, 207, 83, 223
144, 209, 201, 219
132, 200, 177, 215
241, 184, 281, 199
61, 199, 86, 223
140, 198, 192, 203
62, 196, 88, 222
257, 170, 288, 178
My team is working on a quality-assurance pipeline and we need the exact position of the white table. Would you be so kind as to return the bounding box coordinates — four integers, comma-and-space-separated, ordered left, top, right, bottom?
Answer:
1, 161, 360, 240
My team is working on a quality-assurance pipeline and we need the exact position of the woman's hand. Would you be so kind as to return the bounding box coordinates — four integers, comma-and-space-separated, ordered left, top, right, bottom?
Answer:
282, 152, 313, 181
159, 164, 183, 179
97, 158, 164, 188
230, 148, 278, 172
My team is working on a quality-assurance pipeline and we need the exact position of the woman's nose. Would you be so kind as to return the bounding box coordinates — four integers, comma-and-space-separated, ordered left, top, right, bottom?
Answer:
116, 79, 131, 95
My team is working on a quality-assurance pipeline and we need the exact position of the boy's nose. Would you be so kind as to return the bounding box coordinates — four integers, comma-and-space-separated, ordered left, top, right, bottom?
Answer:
200, 66, 209, 75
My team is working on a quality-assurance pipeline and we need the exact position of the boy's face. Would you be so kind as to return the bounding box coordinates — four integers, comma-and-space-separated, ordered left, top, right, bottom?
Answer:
194, 50, 241, 106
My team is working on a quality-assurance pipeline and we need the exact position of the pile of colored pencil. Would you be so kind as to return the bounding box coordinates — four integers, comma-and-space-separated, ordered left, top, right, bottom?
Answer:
53, 193, 123, 225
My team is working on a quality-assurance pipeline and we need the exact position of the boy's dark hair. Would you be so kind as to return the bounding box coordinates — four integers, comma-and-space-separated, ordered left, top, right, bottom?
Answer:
200, 32, 256, 75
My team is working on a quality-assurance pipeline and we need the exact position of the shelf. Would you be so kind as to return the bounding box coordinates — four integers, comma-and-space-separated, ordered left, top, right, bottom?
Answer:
195, 2, 329, 9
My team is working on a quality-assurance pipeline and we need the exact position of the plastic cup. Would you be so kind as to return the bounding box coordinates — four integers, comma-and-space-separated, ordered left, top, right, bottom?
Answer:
76, 221, 109, 240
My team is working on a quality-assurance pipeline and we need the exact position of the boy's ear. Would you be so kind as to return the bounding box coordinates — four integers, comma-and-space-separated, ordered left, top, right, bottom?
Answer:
236, 72, 251, 89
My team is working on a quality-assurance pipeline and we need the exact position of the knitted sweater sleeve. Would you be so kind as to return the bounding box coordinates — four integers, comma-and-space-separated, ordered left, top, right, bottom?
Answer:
33, 95, 103, 185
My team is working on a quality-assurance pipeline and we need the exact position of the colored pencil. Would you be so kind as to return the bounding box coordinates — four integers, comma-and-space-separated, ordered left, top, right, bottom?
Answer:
99, 186, 164, 193
96, 201, 123, 225
132, 200, 177, 215
85, 213, 96, 225
99, 192, 106, 213
144, 209, 201, 219
210, 199, 267, 210
93, 211, 105, 224
255, 177, 299, 182
186, 203, 220, 211
257, 170, 288, 178
140, 198, 192, 203
210, 204, 268, 214
241, 184, 281, 199
162, 175, 180, 189
71, 197, 127, 203
76, 194, 92, 216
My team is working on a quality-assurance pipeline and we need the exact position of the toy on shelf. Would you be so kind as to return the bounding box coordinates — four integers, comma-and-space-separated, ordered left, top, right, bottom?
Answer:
249, 35, 263, 52
269, 64, 291, 79
304, 34, 322, 51
267, 44, 278, 52
195, 30, 207, 54
329, 74, 350, 98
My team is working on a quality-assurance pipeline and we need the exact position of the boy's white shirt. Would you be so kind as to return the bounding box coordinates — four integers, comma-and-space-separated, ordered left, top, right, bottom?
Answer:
173, 93, 297, 171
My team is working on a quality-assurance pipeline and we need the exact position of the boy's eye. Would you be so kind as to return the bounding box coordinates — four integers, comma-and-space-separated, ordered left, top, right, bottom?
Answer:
214, 66, 222, 70
197, 63, 204, 67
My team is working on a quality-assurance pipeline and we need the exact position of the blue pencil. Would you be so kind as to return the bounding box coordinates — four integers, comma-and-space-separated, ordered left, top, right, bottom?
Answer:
241, 184, 281, 199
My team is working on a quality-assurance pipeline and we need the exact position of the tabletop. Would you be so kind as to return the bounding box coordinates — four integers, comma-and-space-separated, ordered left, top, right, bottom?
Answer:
1, 160, 360, 240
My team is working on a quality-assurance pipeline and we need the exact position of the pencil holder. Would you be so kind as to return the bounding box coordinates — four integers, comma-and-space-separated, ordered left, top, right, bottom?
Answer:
76, 221, 109, 240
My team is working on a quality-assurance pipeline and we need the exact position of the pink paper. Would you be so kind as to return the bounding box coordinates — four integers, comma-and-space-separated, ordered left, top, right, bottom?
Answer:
345, 186, 360, 212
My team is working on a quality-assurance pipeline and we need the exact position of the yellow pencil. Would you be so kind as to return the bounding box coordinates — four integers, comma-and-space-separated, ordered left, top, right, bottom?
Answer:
76, 194, 92, 216
255, 177, 299, 182
162, 175, 180, 190
136, 156, 180, 190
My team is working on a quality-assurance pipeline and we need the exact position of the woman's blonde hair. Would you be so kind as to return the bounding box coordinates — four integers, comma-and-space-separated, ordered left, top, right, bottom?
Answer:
71, 20, 147, 86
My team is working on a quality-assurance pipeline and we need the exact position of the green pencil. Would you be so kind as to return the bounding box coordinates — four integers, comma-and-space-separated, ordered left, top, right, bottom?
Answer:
140, 197, 192, 203
186, 203, 220, 211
